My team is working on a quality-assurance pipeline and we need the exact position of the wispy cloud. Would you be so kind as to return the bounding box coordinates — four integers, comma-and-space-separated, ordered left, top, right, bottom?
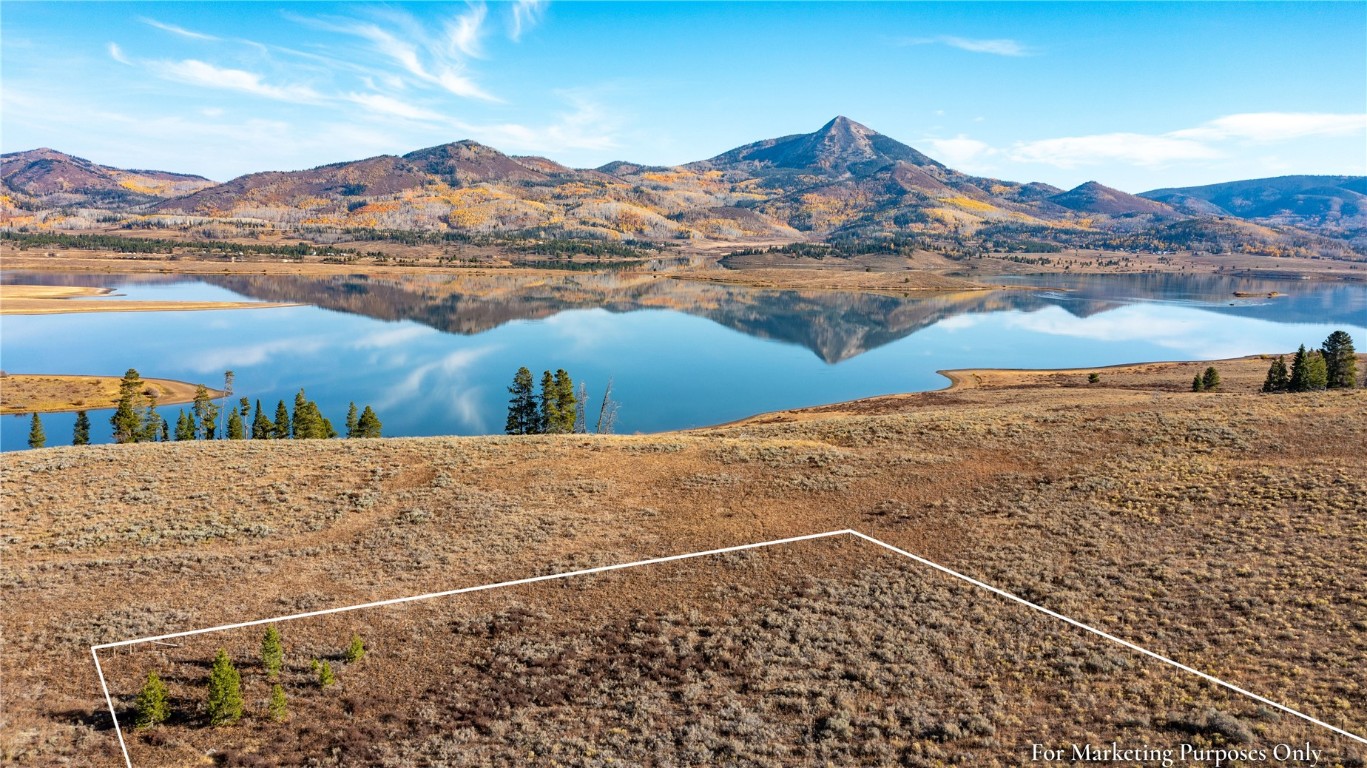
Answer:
901, 35, 1033, 57
510, 0, 547, 41
153, 59, 325, 104
452, 90, 621, 153
933, 112, 1367, 171
1171, 112, 1367, 143
107, 43, 132, 66
140, 17, 219, 42
1009, 133, 1219, 168
346, 92, 444, 122
304, 8, 499, 102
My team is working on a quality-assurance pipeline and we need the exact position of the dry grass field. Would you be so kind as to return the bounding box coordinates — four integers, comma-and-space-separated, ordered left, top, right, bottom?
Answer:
0, 374, 219, 415
2, 356, 1364, 766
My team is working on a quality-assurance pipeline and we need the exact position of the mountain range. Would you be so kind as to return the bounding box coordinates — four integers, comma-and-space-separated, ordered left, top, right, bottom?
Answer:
3, 117, 1363, 257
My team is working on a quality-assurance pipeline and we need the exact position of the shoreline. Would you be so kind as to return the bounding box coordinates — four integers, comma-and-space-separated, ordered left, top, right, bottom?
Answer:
0, 284, 298, 315
0, 373, 225, 415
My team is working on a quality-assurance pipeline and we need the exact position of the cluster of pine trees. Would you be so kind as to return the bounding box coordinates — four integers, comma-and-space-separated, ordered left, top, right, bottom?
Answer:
23, 369, 382, 449
133, 626, 366, 730
1263, 331, 1359, 393
504, 367, 619, 435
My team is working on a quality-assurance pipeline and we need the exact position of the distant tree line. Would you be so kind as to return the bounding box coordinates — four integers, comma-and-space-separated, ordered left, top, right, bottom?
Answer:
0, 231, 349, 258
1262, 331, 1359, 393
21, 369, 382, 450
505, 367, 619, 435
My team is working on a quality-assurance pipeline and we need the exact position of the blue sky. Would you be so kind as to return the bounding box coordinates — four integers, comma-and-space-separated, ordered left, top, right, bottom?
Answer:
3, 2, 1364, 192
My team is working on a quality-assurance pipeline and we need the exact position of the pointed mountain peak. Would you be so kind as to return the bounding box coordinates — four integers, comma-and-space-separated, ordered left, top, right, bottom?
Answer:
1049, 180, 1174, 216
817, 115, 875, 136
695, 116, 942, 179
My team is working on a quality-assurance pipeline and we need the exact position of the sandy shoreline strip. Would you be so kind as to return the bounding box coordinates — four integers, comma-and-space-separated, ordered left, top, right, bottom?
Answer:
0, 284, 297, 315
1, 373, 225, 415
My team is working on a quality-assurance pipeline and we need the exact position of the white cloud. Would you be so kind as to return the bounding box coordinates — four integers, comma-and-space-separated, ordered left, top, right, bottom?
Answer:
140, 17, 219, 41
108, 43, 132, 65
1171, 112, 1367, 143
154, 59, 325, 103
447, 3, 488, 59
924, 135, 996, 168
510, 0, 547, 41
313, 13, 499, 102
1008, 133, 1221, 168
453, 91, 621, 153
902, 35, 1033, 57
351, 324, 438, 349
346, 92, 444, 122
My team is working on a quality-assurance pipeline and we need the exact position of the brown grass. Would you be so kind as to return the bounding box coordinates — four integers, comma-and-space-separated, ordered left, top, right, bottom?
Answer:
2, 355, 1364, 765
0, 373, 221, 415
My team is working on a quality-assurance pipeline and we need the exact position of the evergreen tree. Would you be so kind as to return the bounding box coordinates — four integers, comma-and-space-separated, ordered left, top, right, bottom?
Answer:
160, 419, 170, 443
505, 367, 538, 435
311, 658, 336, 687
137, 394, 162, 443
261, 625, 283, 679
174, 410, 196, 441
539, 370, 558, 434
345, 402, 359, 438
251, 400, 272, 439
549, 369, 576, 434
1321, 330, 1357, 389
133, 671, 170, 729
1302, 350, 1328, 390
1191, 374, 1204, 392
207, 649, 243, 725
226, 409, 245, 440
192, 385, 219, 440
267, 684, 288, 723
273, 400, 291, 439
1262, 356, 1289, 393
356, 406, 382, 438
72, 411, 90, 446
1201, 366, 1220, 391
1288, 345, 1310, 391
344, 633, 366, 663
110, 369, 146, 443
27, 413, 45, 449
239, 396, 251, 418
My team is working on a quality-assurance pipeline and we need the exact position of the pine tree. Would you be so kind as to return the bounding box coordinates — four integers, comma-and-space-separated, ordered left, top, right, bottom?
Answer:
311, 658, 336, 687
133, 671, 170, 729
356, 406, 382, 438
239, 396, 251, 418
345, 402, 359, 438
175, 410, 196, 441
261, 625, 283, 679
1191, 374, 1204, 392
344, 633, 366, 663
137, 393, 162, 443
267, 684, 288, 723
550, 369, 576, 434
27, 413, 45, 449
207, 649, 243, 725
539, 370, 558, 434
1201, 367, 1220, 391
110, 369, 146, 443
1321, 330, 1357, 389
192, 385, 219, 440
1262, 356, 1289, 393
226, 409, 245, 439
505, 367, 538, 435
72, 411, 90, 445
1302, 350, 1328, 390
273, 400, 291, 439
251, 400, 272, 439
160, 419, 170, 442
1288, 345, 1310, 391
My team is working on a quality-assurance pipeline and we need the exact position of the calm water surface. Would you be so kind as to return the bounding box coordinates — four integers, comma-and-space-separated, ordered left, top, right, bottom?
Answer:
3, 271, 1364, 450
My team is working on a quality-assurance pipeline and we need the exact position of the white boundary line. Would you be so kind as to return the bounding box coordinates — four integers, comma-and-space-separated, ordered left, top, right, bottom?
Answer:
91, 529, 1365, 768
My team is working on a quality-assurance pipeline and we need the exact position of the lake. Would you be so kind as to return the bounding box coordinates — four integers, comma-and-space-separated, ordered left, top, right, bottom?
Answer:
3, 270, 1364, 450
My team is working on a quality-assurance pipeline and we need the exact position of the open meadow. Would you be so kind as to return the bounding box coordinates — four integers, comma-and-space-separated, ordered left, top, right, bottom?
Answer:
2, 356, 1364, 765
